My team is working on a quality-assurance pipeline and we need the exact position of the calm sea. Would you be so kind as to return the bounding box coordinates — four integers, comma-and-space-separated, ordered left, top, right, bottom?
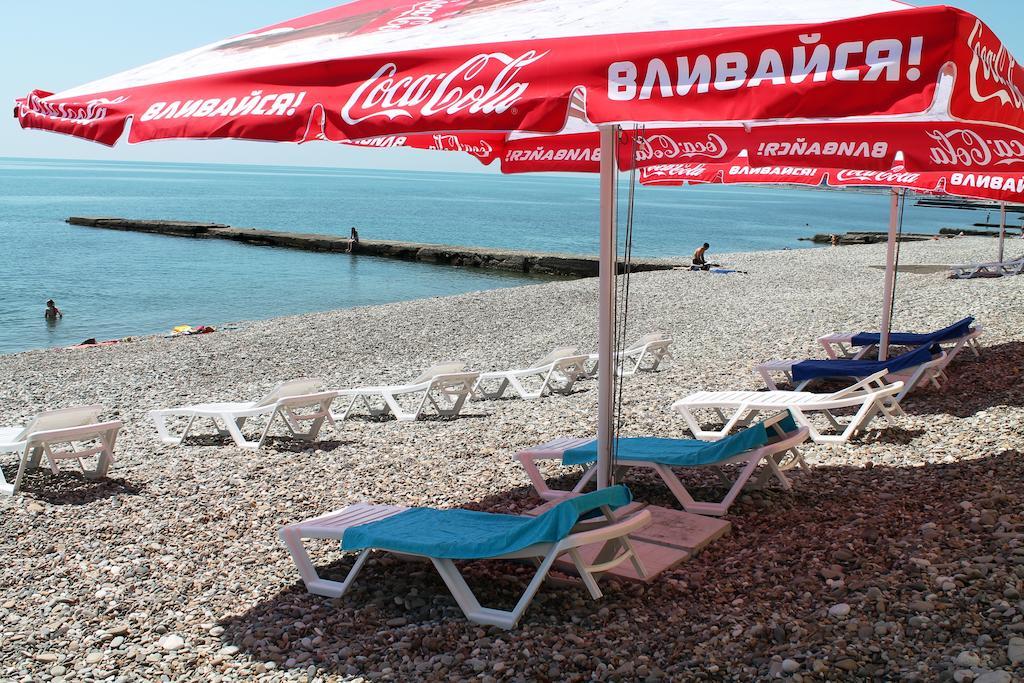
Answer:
0, 157, 987, 355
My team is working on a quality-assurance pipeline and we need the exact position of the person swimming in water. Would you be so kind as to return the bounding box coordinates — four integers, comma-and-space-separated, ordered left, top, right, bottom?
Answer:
45, 299, 62, 321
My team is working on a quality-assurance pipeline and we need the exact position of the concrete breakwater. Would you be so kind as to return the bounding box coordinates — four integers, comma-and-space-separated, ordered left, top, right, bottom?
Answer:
798, 228, 1013, 246
67, 217, 680, 278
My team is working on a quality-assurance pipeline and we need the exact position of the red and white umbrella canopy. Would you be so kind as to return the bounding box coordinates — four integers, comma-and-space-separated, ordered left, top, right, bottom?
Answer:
14, 0, 1024, 174
638, 157, 1024, 204
14, 0, 1024, 489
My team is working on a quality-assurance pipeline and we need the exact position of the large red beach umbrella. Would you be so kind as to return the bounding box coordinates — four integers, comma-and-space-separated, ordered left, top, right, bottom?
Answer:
16, 0, 1024, 489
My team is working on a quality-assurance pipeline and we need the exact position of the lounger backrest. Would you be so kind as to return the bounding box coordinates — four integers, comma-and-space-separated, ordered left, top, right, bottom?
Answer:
16, 405, 105, 441
411, 362, 469, 384
535, 484, 633, 527
532, 347, 579, 367
626, 333, 670, 351
255, 378, 323, 407
822, 369, 891, 401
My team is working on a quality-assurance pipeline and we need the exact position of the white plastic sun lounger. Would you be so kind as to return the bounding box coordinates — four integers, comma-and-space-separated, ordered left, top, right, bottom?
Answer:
0, 405, 122, 496
671, 370, 905, 445
755, 349, 947, 402
279, 485, 650, 629
950, 256, 1024, 279
333, 362, 480, 421
473, 347, 589, 400
817, 322, 983, 368
516, 413, 810, 516
150, 378, 338, 450
583, 333, 674, 378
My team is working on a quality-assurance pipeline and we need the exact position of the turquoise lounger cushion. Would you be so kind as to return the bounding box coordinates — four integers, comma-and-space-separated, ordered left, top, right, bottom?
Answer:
562, 417, 782, 467
340, 485, 632, 560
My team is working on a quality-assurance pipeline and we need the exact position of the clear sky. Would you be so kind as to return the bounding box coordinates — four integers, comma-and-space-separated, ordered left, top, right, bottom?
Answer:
2, 1, 1020, 172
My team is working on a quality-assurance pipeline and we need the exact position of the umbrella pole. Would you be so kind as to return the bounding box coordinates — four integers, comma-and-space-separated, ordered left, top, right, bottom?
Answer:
879, 189, 900, 360
999, 201, 1007, 262
597, 124, 618, 490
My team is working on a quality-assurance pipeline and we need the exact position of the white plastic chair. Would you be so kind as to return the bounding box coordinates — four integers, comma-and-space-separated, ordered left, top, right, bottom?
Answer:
817, 326, 983, 370
333, 363, 480, 421
0, 405, 122, 495
755, 351, 948, 402
672, 370, 906, 445
517, 414, 809, 516
473, 347, 589, 400
279, 493, 650, 629
583, 333, 674, 378
150, 378, 338, 449
950, 256, 1024, 279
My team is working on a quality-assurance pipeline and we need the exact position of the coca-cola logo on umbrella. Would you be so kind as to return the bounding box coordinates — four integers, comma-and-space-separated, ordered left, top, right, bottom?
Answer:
429, 134, 494, 158
635, 133, 727, 162
834, 168, 922, 183
341, 51, 547, 125
967, 20, 1024, 111
927, 127, 1024, 167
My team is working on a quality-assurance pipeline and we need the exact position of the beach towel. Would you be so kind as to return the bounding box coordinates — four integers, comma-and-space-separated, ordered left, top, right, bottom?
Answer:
340, 485, 632, 560
850, 316, 974, 347
792, 345, 936, 383
562, 413, 796, 467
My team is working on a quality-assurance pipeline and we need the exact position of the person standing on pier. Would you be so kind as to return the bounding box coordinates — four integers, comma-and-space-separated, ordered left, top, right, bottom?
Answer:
347, 226, 360, 253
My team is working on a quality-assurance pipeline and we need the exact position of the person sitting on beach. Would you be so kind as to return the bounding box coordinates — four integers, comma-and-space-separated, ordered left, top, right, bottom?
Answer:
45, 299, 62, 320
347, 226, 360, 253
692, 242, 710, 270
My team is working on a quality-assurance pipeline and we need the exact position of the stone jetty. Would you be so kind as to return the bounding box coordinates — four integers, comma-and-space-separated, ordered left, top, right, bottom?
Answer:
67, 217, 680, 277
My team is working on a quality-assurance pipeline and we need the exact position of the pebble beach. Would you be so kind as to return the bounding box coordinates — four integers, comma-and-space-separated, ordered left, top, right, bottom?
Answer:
1, 236, 1023, 682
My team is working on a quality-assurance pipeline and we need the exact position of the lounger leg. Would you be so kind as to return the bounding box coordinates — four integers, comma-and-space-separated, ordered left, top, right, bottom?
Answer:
678, 406, 723, 440
474, 377, 511, 401
516, 452, 570, 501
220, 414, 259, 450
720, 406, 754, 437
361, 394, 390, 418
1, 447, 33, 496
451, 388, 471, 416
743, 453, 778, 489
573, 465, 598, 493
27, 445, 44, 469
758, 367, 779, 390
90, 428, 117, 479
382, 392, 416, 422
43, 443, 63, 476
655, 457, 764, 517
651, 464, 704, 514
279, 407, 327, 442
279, 527, 371, 598
509, 375, 539, 400
151, 411, 194, 447
567, 548, 605, 599
431, 551, 561, 629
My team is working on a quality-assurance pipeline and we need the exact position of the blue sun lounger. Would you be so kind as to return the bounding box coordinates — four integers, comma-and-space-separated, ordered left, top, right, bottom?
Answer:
279, 485, 651, 629
756, 345, 948, 401
517, 412, 809, 516
817, 316, 982, 364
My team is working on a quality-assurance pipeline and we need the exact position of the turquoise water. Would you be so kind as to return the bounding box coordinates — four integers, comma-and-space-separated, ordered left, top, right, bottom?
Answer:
0, 157, 984, 355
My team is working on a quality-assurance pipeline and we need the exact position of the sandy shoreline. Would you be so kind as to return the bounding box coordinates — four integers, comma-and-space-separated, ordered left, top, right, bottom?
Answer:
1, 236, 1023, 681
